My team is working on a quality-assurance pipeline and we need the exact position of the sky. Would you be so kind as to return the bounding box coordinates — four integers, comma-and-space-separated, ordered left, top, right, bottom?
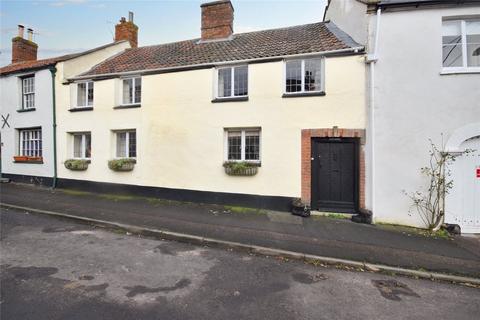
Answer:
0, 0, 328, 66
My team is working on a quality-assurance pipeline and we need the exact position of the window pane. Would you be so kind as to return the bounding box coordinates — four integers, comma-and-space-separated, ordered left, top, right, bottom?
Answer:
128, 131, 136, 158
304, 59, 322, 92
218, 68, 232, 97
134, 78, 142, 103
123, 78, 133, 104
443, 44, 463, 67
285, 61, 302, 92
116, 132, 127, 158
245, 131, 260, 161
85, 134, 91, 158
233, 66, 248, 96
87, 82, 94, 106
466, 21, 480, 67
442, 20, 463, 67
20, 129, 41, 157
227, 131, 241, 160
73, 135, 82, 158
77, 83, 86, 106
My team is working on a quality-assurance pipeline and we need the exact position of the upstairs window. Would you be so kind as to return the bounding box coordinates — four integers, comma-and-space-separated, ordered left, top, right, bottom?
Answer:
226, 129, 260, 162
285, 58, 323, 94
72, 132, 91, 159
77, 81, 94, 107
22, 76, 35, 109
442, 19, 480, 69
122, 77, 141, 105
19, 128, 42, 157
115, 130, 136, 158
217, 66, 248, 98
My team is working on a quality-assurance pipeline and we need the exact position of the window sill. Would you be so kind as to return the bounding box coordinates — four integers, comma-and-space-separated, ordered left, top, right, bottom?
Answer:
17, 108, 36, 113
282, 92, 326, 98
69, 107, 94, 112
211, 96, 249, 103
440, 68, 480, 75
113, 104, 141, 109
224, 161, 261, 167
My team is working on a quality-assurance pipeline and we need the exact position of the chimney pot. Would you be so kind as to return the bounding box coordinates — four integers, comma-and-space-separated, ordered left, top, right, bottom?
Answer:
27, 28, 33, 42
18, 25, 25, 38
200, 0, 234, 41
128, 11, 134, 23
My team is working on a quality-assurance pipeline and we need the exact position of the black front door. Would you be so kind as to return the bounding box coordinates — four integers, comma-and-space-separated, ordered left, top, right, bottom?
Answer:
311, 138, 359, 213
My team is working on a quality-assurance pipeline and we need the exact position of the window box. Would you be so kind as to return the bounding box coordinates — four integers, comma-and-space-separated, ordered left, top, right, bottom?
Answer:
13, 156, 43, 163
108, 158, 136, 172
64, 159, 90, 171
223, 161, 259, 176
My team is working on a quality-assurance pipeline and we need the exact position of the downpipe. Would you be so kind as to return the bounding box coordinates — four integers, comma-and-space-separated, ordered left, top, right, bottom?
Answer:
49, 67, 58, 188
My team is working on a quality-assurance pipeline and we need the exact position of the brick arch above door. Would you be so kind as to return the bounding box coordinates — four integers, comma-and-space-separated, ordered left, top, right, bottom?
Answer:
301, 128, 366, 210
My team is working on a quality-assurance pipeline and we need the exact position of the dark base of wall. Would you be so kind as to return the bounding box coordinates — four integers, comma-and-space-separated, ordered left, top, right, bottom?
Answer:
2, 173, 53, 187
2, 173, 293, 212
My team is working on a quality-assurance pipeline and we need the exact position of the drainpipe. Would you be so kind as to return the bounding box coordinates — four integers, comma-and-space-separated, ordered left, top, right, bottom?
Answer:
49, 66, 58, 188
365, 8, 382, 222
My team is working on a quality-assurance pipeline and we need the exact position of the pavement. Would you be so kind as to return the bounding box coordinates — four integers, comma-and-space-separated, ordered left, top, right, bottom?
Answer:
1, 208, 479, 320
1, 182, 479, 279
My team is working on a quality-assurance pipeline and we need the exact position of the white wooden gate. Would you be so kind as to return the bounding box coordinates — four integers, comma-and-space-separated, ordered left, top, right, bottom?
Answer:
445, 136, 480, 233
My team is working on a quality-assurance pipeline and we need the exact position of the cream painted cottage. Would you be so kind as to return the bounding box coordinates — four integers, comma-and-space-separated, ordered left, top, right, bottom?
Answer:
56, 0, 369, 213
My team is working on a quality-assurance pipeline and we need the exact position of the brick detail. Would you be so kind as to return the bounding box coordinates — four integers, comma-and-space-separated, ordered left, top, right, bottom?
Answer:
301, 128, 366, 210
11, 37, 37, 64
115, 17, 138, 48
201, 0, 234, 41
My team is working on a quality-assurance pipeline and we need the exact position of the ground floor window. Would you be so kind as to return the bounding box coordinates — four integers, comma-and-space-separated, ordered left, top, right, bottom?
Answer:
72, 132, 91, 159
19, 128, 42, 157
115, 130, 136, 158
225, 128, 260, 162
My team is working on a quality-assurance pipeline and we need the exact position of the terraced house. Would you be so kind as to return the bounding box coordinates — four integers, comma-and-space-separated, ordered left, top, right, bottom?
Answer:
57, 0, 368, 213
0, 26, 130, 185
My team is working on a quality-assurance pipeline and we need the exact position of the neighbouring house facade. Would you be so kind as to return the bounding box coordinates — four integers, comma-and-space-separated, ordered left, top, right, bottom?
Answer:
326, 0, 480, 232
56, 0, 369, 212
0, 23, 131, 185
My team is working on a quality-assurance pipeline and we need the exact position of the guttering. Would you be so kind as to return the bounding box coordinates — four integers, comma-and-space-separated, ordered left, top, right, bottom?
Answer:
49, 66, 58, 188
365, 8, 381, 221
68, 46, 365, 82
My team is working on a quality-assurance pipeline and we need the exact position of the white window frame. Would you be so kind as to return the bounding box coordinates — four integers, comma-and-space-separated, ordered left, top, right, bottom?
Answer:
72, 132, 91, 159
21, 75, 35, 109
115, 130, 136, 159
283, 58, 325, 94
224, 128, 261, 163
76, 81, 94, 108
19, 128, 42, 157
215, 65, 248, 99
441, 18, 480, 74
121, 76, 142, 106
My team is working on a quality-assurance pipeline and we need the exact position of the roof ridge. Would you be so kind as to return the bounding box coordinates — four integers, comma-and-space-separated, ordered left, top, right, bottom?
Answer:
133, 21, 326, 51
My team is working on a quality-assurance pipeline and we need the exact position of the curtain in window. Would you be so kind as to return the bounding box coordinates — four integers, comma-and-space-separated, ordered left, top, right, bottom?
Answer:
218, 68, 231, 97
123, 78, 133, 104
116, 132, 127, 158
467, 20, 480, 67
77, 83, 87, 106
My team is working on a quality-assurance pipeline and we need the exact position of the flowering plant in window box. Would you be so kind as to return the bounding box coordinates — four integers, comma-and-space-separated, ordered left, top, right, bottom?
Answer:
13, 156, 43, 162
108, 158, 136, 172
64, 159, 90, 171
223, 161, 259, 176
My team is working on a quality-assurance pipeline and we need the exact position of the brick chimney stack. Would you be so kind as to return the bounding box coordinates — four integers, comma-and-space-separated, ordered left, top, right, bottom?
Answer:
201, 0, 234, 41
11, 25, 38, 64
115, 12, 138, 48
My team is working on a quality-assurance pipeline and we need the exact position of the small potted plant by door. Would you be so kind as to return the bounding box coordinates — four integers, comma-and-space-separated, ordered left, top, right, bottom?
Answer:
291, 198, 311, 217
64, 159, 90, 171
223, 161, 259, 176
108, 158, 136, 172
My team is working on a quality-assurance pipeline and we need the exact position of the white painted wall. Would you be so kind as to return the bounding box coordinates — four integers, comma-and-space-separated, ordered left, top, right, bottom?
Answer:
327, 2, 480, 228
372, 6, 480, 227
0, 69, 54, 180
325, 0, 369, 46
56, 55, 367, 198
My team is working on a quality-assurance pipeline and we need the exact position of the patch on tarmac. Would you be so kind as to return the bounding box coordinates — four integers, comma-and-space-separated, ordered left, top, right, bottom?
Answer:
372, 279, 420, 301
